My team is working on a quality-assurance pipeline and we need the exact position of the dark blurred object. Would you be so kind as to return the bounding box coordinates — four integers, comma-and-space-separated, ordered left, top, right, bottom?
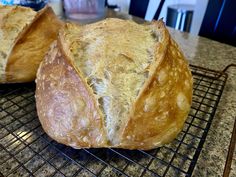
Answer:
129, 0, 165, 20
166, 4, 194, 32
20, 0, 47, 11
105, 0, 120, 11
199, 0, 236, 46
0, 0, 47, 10
129, 0, 149, 19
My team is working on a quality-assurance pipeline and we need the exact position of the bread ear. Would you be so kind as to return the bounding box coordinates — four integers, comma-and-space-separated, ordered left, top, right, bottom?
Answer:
35, 38, 108, 148
121, 22, 193, 150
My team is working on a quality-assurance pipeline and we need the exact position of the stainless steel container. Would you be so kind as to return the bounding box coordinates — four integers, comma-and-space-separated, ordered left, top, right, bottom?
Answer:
166, 4, 194, 32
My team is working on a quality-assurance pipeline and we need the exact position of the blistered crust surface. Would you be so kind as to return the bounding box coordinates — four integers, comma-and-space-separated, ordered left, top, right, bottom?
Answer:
121, 38, 193, 150
36, 42, 107, 148
36, 19, 193, 150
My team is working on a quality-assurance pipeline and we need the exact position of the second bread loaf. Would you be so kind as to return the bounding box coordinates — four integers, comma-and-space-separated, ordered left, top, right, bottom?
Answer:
0, 5, 63, 83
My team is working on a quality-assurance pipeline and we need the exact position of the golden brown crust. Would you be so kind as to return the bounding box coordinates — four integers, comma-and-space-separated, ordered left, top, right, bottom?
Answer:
36, 39, 108, 148
0, 5, 36, 82
1, 5, 63, 83
36, 19, 193, 150
119, 21, 193, 150
0, 5, 14, 21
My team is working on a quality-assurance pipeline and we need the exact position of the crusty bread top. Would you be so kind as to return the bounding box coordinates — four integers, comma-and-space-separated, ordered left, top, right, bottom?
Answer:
61, 19, 163, 145
0, 5, 36, 82
36, 18, 193, 149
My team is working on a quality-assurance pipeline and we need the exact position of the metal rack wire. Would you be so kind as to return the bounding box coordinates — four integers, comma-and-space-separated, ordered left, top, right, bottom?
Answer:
0, 65, 228, 177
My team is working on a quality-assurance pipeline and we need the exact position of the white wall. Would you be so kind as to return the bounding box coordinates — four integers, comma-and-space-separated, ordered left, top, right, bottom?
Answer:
108, 0, 196, 20
149, 0, 208, 35
190, 0, 208, 35
108, 0, 208, 35
145, 0, 196, 21
108, 0, 130, 13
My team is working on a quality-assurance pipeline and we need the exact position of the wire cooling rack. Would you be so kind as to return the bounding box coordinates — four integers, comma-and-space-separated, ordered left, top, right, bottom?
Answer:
0, 65, 228, 177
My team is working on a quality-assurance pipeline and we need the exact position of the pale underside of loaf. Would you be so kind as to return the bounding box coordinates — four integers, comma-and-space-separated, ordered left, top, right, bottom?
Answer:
0, 5, 36, 82
36, 18, 193, 150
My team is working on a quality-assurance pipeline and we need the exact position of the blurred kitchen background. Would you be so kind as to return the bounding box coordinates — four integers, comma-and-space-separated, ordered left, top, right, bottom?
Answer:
106, 0, 235, 46
0, 0, 235, 46
108, 0, 201, 34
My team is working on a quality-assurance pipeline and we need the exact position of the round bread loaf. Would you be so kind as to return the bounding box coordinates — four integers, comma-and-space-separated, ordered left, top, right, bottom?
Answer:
0, 5, 63, 83
36, 18, 193, 150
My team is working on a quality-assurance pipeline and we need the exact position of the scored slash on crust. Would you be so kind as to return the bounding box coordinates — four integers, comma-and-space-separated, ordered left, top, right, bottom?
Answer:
35, 18, 193, 150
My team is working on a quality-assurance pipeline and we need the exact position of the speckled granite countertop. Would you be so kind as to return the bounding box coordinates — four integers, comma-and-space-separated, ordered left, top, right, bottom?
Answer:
168, 29, 236, 177
1, 10, 235, 177
107, 11, 236, 176
106, 10, 236, 176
